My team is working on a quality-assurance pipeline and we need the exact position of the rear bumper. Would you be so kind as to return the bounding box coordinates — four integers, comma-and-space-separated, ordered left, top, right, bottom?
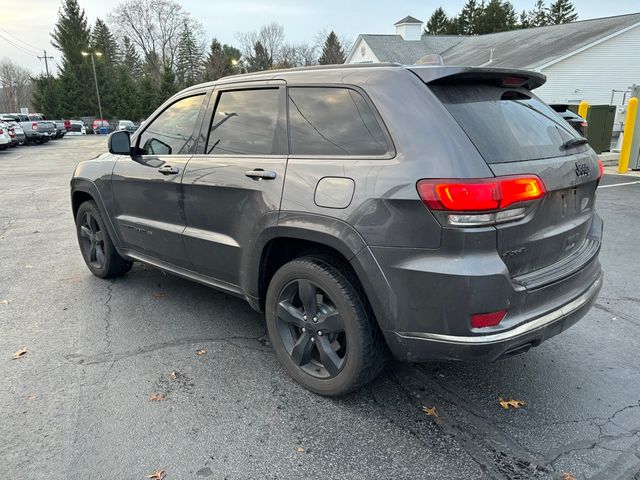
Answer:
385, 273, 602, 361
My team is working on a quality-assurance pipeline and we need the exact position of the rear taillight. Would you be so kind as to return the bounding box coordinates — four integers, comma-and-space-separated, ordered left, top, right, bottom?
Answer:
0, 128, 3, 135
417, 176, 545, 226
598, 158, 605, 179
471, 310, 507, 329
32, 122, 38, 131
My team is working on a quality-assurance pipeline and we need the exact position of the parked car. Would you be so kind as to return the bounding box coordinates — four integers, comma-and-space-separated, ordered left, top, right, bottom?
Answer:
92, 119, 111, 133
50, 120, 68, 139
117, 120, 138, 133
68, 120, 87, 135
550, 105, 588, 136
3, 113, 55, 144
70, 64, 604, 396
0, 121, 11, 150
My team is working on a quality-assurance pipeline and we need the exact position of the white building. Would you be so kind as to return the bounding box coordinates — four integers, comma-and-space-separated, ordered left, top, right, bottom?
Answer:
346, 13, 640, 106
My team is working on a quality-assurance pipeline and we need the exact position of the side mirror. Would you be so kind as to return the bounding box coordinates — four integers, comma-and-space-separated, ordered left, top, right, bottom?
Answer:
108, 130, 131, 155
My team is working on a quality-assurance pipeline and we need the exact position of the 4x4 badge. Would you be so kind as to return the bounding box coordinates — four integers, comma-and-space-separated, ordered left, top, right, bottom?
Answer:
575, 162, 590, 177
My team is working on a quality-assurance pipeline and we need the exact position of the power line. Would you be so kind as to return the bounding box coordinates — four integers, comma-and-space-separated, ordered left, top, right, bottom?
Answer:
0, 26, 42, 55
0, 32, 40, 57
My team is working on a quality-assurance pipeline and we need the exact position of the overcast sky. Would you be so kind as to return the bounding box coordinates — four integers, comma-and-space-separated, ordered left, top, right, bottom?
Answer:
1, 0, 639, 74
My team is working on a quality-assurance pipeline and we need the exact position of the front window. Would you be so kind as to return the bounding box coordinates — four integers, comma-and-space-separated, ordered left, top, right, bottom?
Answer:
138, 94, 205, 155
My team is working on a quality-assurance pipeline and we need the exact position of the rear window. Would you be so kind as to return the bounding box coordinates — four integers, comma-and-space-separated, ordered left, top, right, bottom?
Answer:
430, 84, 584, 163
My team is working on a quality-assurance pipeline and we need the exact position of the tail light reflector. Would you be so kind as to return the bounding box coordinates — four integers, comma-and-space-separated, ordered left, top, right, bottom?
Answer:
418, 176, 545, 212
0, 128, 3, 135
417, 176, 545, 226
471, 310, 507, 329
598, 158, 604, 179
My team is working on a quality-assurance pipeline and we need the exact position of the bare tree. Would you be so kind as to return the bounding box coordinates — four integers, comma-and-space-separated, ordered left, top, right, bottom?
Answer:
0, 58, 32, 112
236, 22, 285, 67
275, 43, 318, 69
108, 0, 204, 83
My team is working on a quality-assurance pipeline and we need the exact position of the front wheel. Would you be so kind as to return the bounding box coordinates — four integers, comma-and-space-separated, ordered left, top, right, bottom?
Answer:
75, 201, 133, 278
266, 257, 386, 396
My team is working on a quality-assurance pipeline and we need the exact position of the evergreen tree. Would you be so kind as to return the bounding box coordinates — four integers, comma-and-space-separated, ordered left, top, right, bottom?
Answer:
159, 63, 177, 99
91, 19, 118, 66
425, 7, 451, 35
318, 31, 345, 65
458, 0, 480, 34
32, 75, 62, 118
548, 0, 578, 24
121, 36, 143, 79
519, 10, 531, 29
47, 0, 95, 117
175, 20, 203, 88
248, 41, 271, 72
475, 0, 517, 34
137, 76, 162, 119
530, 0, 550, 27
204, 38, 241, 80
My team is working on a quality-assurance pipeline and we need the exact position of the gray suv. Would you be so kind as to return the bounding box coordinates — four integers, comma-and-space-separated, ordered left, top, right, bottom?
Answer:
70, 64, 603, 396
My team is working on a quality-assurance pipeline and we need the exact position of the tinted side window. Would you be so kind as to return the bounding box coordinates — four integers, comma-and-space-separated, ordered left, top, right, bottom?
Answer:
206, 89, 280, 155
138, 94, 204, 155
288, 87, 389, 156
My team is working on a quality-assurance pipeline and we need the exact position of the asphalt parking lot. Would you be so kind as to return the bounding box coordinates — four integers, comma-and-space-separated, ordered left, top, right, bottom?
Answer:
1, 136, 639, 480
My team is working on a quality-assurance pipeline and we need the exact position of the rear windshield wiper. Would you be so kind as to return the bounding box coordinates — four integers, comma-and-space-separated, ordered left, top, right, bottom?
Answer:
561, 137, 589, 150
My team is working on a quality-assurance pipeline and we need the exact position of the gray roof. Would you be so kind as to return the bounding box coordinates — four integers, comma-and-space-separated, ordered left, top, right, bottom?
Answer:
358, 13, 640, 69
360, 34, 466, 64
442, 13, 640, 69
394, 15, 422, 25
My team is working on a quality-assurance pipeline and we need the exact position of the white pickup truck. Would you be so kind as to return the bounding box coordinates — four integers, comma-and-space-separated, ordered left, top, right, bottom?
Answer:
2, 113, 56, 144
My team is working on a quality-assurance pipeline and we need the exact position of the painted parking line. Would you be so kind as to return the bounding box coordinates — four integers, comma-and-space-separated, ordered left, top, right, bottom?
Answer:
598, 180, 640, 189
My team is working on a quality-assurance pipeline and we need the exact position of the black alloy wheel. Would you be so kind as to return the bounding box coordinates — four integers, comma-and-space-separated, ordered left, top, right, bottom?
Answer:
275, 279, 347, 378
75, 201, 132, 278
78, 211, 106, 270
266, 257, 386, 396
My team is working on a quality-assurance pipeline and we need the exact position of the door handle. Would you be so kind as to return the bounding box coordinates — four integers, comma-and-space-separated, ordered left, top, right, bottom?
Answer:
245, 169, 276, 180
158, 165, 179, 175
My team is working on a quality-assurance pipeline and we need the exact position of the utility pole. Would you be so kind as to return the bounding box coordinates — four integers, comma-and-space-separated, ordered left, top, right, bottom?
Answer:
82, 51, 104, 120
37, 50, 54, 77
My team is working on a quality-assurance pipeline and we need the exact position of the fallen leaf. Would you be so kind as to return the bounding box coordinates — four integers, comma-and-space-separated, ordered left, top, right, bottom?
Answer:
28, 393, 37, 401
25, 265, 33, 269
1, 299, 11, 305
146, 469, 166, 480
499, 397, 525, 409
170, 371, 177, 380
295, 447, 305, 453
152, 292, 167, 299
196, 349, 207, 356
421, 406, 439, 418
12, 347, 28, 360
149, 393, 166, 401
562, 473, 577, 480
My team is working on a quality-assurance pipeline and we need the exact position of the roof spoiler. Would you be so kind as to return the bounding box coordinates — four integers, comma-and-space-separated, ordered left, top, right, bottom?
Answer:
408, 66, 546, 90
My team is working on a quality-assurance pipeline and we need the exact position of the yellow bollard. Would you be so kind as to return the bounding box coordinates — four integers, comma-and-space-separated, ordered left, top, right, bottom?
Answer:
578, 100, 589, 120
619, 97, 638, 173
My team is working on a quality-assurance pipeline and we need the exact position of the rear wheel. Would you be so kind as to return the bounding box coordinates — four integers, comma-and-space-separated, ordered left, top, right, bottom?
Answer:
75, 201, 132, 278
266, 257, 386, 396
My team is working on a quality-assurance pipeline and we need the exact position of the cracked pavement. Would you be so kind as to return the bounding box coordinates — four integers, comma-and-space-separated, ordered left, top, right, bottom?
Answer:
1, 137, 639, 479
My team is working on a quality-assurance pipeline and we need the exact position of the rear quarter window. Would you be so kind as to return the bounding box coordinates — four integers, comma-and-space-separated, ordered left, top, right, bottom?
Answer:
429, 84, 585, 163
288, 87, 390, 156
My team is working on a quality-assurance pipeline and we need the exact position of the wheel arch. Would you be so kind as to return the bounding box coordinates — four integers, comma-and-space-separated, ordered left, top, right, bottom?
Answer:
244, 213, 395, 332
70, 178, 123, 250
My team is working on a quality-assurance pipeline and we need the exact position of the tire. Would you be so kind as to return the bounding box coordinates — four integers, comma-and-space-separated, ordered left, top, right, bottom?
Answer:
75, 201, 133, 278
266, 256, 386, 396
